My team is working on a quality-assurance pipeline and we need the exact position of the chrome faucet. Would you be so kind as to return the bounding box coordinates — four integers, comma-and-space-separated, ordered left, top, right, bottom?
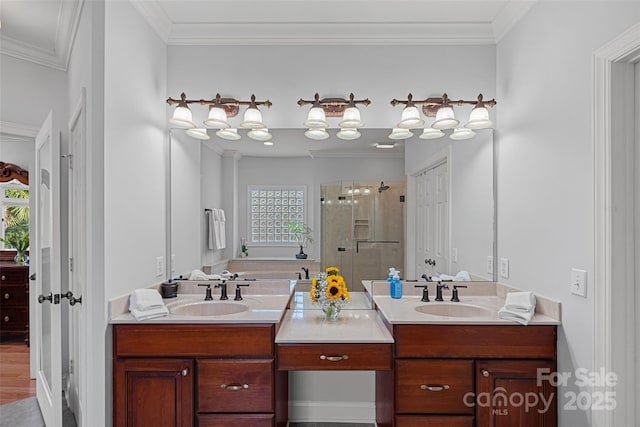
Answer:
198, 283, 213, 301
215, 281, 229, 300
435, 282, 449, 301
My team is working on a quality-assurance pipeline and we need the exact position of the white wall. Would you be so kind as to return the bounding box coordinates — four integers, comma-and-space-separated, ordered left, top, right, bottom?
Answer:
104, 0, 168, 300
496, 2, 640, 425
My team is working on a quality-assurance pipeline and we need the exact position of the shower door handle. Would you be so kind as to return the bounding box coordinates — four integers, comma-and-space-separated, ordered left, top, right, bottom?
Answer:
337, 247, 346, 252
355, 240, 400, 253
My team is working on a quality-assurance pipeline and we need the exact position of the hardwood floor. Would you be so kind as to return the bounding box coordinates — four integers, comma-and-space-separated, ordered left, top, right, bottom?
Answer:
0, 340, 35, 405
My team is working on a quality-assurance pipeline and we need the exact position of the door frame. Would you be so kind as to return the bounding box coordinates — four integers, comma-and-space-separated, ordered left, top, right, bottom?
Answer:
406, 146, 451, 279
593, 22, 640, 427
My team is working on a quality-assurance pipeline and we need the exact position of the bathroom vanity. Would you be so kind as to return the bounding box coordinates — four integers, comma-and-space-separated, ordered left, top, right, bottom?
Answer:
110, 281, 560, 427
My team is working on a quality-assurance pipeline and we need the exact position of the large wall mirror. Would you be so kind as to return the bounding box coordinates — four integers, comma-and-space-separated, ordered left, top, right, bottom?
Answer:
167, 128, 496, 282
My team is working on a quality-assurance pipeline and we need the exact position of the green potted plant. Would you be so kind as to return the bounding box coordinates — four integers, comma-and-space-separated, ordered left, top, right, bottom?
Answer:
1, 230, 30, 265
287, 221, 313, 259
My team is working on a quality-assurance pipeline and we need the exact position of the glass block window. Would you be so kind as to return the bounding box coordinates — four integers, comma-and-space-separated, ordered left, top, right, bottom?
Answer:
248, 185, 306, 244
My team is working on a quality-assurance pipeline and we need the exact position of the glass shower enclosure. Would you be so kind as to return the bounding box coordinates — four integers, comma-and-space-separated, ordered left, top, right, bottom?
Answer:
321, 180, 405, 291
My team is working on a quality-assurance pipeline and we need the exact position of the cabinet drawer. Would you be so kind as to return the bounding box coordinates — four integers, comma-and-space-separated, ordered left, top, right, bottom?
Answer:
197, 414, 273, 427
114, 324, 274, 357
395, 325, 556, 359
0, 307, 28, 332
396, 415, 474, 427
197, 359, 273, 413
277, 343, 392, 371
0, 268, 28, 284
396, 359, 474, 414
1, 284, 28, 306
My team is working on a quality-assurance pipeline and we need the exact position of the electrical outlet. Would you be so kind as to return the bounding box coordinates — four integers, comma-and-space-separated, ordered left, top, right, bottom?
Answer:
500, 258, 510, 279
452, 248, 458, 263
570, 268, 587, 297
487, 256, 494, 275
155, 256, 164, 277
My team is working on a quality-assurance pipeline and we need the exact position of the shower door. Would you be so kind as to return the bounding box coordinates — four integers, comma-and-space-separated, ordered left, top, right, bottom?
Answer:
321, 180, 404, 291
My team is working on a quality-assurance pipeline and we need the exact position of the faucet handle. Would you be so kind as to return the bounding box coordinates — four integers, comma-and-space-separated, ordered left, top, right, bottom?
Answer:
414, 285, 430, 302
451, 284, 467, 302
234, 284, 250, 301
198, 283, 213, 301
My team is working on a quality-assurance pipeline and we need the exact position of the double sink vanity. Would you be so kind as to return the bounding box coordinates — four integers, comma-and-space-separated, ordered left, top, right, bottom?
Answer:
110, 279, 560, 427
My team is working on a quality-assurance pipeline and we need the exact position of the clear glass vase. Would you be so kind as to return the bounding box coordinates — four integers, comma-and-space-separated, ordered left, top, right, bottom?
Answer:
14, 252, 27, 266
322, 301, 341, 321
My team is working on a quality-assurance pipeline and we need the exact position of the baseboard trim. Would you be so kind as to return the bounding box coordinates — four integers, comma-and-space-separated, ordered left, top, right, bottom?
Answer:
288, 400, 376, 423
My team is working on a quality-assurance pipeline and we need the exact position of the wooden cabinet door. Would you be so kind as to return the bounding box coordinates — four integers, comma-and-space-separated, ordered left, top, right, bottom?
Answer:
476, 360, 557, 427
114, 358, 194, 427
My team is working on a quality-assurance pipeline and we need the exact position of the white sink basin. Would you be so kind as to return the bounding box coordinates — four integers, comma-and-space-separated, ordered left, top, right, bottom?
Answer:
170, 301, 249, 316
415, 303, 493, 318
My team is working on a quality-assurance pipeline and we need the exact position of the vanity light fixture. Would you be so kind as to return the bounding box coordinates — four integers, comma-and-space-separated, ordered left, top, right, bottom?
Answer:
449, 128, 476, 140
304, 128, 330, 140
247, 128, 273, 142
167, 92, 272, 140
396, 94, 425, 129
185, 128, 210, 140
390, 93, 496, 138
388, 128, 413, 140
298, 93, 370, 139
216, 128, 241, 140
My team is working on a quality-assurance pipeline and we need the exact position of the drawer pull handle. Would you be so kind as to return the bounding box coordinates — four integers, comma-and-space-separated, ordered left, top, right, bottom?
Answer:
482, 369, 490, 377
181, 369, 189, 376
420, 384, 450, 392
220, 383, 249, 391
3, 316, 9, 322
4, 293, 10, 299
320, 354, 349, 362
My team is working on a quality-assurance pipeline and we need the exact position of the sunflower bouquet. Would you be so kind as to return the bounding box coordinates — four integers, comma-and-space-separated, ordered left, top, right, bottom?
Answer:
310, 266, 350, 320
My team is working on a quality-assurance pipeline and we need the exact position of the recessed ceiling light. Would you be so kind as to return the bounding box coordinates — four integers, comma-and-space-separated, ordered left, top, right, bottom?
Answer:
375, 143, 396, 149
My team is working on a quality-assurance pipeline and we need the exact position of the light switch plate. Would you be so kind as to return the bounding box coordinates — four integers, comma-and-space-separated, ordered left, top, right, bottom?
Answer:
500, 258, 510, 279
570, 268, 587, 297
155, 256, 164, 277
487, 256, 494, 275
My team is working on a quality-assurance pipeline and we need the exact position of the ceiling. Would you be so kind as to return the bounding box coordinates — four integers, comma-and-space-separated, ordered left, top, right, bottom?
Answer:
0, 0, 531, 156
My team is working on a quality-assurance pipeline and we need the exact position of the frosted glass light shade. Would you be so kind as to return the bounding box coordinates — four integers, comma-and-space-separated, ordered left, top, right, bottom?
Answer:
464, 106, 493, 129
185, 128, 210, 140
449, 128, 476, 140
304, 107, 329, 128
169, 105, 195, 129
263, 141, 274, 146
432, 106, 459, 130
204, 106, 230, 129
247, 128, 272, 141
304, 128, 329, 140
336, 128, 361, 140
339, 107, 364, 128
240, 107, 265, 129
388, 128, 413, 140
419, 128, 445, 140
397, 105, 425, 129
216, 128, 241, 140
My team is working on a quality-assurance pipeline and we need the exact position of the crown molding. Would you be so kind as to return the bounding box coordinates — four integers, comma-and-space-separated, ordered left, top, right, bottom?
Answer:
129, 0, 171, 43
0, 0, 84, 71
0, 121, 39, 143
493, 0, 536, 43
309, 149, 404, 159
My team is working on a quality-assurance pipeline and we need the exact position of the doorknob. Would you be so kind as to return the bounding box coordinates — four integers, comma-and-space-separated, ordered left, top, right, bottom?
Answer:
61, 291, 82, 306
38, 293, 53, 304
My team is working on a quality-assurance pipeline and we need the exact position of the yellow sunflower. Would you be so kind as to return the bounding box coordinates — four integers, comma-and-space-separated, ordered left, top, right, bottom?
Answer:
325, 282, 343, 300
325, 266, 340, 276
309, 278, 318, 302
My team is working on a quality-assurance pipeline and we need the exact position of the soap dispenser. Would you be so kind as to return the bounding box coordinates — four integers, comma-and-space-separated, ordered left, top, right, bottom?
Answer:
390, 271, 402, 299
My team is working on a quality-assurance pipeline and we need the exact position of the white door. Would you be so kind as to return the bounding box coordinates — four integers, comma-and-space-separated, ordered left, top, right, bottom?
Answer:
35, 111, 63, 427
415, 161, 449, 279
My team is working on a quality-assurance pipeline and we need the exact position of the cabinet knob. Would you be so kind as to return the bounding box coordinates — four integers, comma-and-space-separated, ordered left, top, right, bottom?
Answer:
181, 368, 189, 377
319, 354, 349, 362
482, 369, 490, 377
220, 383, 249, 391
3, 316, 9, 322
4, 293, 10, 300
1, 275, 5, 281
420, 384, 450, 392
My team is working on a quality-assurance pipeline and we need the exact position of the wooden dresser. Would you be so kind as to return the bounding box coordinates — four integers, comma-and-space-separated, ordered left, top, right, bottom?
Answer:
0, 258, 30, 345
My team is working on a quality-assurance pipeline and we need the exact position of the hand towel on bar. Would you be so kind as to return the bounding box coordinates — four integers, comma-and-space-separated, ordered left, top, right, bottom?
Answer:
215, 208, 226, 250
205, 210, 215, 250
130, 305, 169, 321
504, 291, 536, 312
498, 307, 534, 325
129, 289, 164, 312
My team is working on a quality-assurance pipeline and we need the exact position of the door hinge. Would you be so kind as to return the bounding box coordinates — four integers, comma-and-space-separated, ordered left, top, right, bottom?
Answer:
61, 154, 73, 169
69, 257, 74, 272
69, 359, 74, 374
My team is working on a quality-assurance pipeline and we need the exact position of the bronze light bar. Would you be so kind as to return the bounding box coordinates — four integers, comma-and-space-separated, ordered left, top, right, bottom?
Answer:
390, 93, 496, 117
297, 93, 371, 117
167, 92, 272, 118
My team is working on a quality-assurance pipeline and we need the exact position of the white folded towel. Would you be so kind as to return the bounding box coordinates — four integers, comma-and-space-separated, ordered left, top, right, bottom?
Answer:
129, 289, 164, 312
504, 291, 536, 312
431, 271, 471, 282
189, 269, 222, 281
205, 210, 215, 250
498, 307, 534, 325
130, 306, 169, 321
